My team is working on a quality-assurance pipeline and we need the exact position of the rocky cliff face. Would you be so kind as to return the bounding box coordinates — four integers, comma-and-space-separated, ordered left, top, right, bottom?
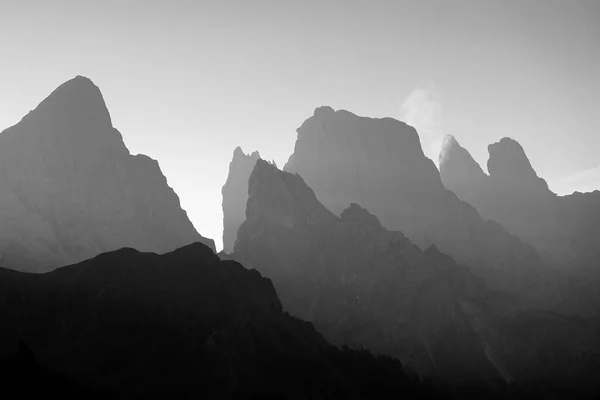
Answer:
221, 147, 261, 254
0, 76, 214, 272
282, 107, 542, 292
439, 135, 599, 274
231, 160, 600, 389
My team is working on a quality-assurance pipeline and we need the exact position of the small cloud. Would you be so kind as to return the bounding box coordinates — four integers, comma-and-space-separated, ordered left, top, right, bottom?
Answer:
551, 165, 600, 195
399, 81, 445, 167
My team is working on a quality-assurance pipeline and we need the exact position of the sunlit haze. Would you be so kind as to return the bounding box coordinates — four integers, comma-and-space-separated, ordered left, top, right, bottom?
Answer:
1, 0, 599, 251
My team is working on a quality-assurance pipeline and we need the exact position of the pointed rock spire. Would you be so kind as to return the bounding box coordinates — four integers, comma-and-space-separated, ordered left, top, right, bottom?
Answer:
439, 134, 487, 191
221, 146, 261, 253
245, 159, 336, 229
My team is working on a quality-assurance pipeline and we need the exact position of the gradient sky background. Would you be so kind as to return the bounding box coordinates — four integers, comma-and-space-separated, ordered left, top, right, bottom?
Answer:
1, 0, 599, 251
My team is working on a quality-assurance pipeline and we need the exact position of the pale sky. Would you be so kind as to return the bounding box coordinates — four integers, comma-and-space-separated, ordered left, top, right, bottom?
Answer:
1, 0, 599, 251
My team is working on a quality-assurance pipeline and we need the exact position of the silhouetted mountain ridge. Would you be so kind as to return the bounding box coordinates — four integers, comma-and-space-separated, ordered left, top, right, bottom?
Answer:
224, 107, 543, 297
0, 240, 534, 399
230, 160, 600, 392
440, 135, 600, 280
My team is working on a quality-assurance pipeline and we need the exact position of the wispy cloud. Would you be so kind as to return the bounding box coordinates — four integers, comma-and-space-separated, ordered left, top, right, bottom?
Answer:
551, 165, 600, 195
399, 81, 445, 167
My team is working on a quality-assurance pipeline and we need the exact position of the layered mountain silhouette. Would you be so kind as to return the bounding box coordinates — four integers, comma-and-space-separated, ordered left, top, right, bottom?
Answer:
282, 108, 548, 293
223, 107, 544, 295
228, 159, 600, 391
2, 76, 600, 398
439, 135, 600, 276
0, 76, 214, 272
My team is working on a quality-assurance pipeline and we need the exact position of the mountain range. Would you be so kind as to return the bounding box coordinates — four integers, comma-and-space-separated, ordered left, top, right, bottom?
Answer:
1, 76, 599, 398
228, 158, 600, 390
222, 107, 600, 317
224, 107, 545, 296
440, 134, 600, 278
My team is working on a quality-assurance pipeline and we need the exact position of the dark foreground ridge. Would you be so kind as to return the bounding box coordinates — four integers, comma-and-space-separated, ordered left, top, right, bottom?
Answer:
1, 242, 596, 399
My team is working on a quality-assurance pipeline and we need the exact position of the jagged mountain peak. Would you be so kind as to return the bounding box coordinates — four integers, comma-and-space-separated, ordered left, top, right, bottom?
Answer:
0, 77, 214, 272
298, 106, 421, 148
221, 146, 263, 254
340, 203, 383, 229
2, 75, 127, 159
439, 134, 487, 184
487, 137, 538, 181
233, 146, 260, 159
246, 159, 336, 228
439, 136, 580, 263
275, 107, 544, 294
439, 134, 463, 165
26, 75, 111, 129
285, 106, 441, 203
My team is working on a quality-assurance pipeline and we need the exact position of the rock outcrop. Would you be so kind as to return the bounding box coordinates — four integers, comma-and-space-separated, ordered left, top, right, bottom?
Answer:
438, 135, 489, 208
221, 147, 261, 254
0, 76, 214, 272
231, 160, 600, 391
439, 135, 600, 275
281, 107, 542, 292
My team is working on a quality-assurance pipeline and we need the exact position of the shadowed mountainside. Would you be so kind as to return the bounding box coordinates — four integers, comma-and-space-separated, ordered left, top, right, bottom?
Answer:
2, 240, 599, 398
0, 240, 535, 399
0, 76, 214, 273
0, 242, 412, 398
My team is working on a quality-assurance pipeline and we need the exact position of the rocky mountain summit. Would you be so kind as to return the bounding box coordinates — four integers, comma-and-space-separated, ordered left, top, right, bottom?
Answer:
223, 107, 542, 294
229, 160, 600, 391
222, 108, 600, 315
439, 135, 600, 275
0, 76, 214, 272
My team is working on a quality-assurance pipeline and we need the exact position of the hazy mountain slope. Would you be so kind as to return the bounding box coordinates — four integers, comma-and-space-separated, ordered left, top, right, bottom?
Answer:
439, 135, 600, 275
231, 160, 600, 391
0, 76, 214, 272
281, 107, 543, 293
